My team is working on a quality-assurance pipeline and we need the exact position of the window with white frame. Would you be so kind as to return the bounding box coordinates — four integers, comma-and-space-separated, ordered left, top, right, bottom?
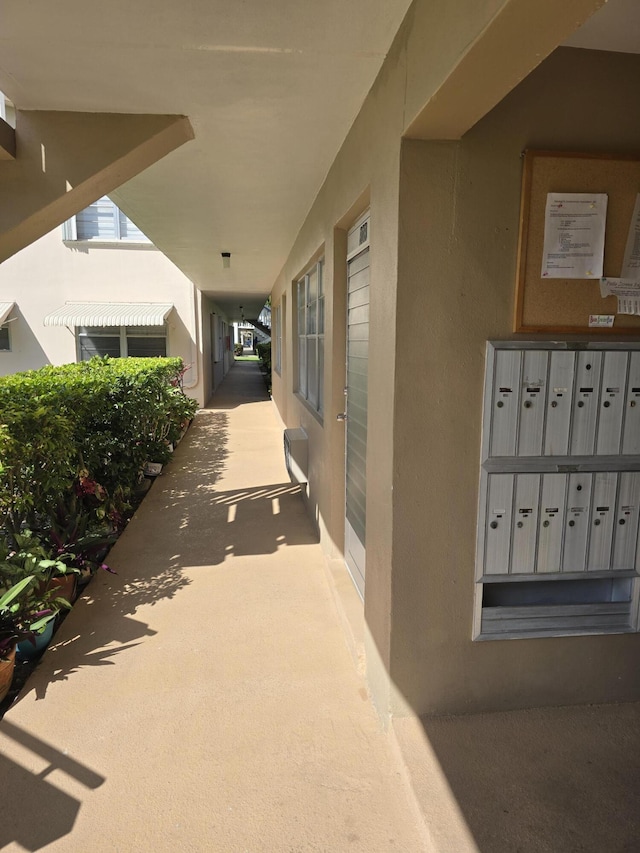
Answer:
296, 259, 324, 413
0, 325, 9, 351
77, 326, 166, 360
273, 300, 282, 375
64, 196, 151, 243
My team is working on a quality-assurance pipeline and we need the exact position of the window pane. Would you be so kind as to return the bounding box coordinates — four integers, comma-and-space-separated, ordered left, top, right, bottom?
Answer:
274, 304, 281, 374
119, 211, 150, 242
318, 336, 324, 413
317, 260, 324, 295
317, 294, 324, 335
0, 326, 9, 351
127, 337, 166, 357
307, 268, 318, 303
75, 197, 117, 240
298, 336, 307, 396
307, 300, 317, 335
79, 336, 120, 360
307, 337, 318, 408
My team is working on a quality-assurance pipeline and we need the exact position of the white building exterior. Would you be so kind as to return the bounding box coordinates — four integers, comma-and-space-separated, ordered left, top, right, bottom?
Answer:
0, 198, 233, 406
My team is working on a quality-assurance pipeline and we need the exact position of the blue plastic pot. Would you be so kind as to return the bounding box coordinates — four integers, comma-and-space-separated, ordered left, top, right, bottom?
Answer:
16, 619, 55, 661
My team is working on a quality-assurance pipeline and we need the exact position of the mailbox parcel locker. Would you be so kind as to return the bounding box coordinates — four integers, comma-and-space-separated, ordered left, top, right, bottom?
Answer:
476, 343, 640, 640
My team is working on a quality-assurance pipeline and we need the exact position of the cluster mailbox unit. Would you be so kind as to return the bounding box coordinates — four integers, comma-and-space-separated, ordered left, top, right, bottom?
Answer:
475, 341, 640, 639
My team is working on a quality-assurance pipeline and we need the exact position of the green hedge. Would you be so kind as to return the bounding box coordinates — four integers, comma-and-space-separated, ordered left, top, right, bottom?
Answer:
0, 357, 197, 529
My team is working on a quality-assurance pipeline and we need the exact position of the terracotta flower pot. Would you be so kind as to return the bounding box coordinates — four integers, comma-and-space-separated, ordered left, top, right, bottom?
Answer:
0, 646, 16, 704
37, 574, 78, 607
47, 573, 78, 605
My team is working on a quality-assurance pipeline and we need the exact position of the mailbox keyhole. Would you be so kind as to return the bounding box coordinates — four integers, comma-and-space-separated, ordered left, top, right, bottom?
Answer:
576, 485, 582, 491
496, 401, 504, 408
543, 520, 550, 528
619, 518, 626, 525
578, 401, 585, 408
594, 519, 601, 526
490, 521, 498, 529
603, 401, 611, 408
569, 520, 575, 527
551, 401, 558, 408
524, 401, 532, 409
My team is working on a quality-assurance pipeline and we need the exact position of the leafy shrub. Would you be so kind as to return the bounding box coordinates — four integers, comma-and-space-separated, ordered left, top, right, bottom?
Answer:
256, 341, 271, 372
0, 358, 197, 529
256, 342, 272, 394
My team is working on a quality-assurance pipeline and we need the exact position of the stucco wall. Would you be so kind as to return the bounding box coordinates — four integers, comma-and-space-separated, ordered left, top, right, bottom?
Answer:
0, 225, 208, 405
269, 18, 410, 691
393, 47, 640, 715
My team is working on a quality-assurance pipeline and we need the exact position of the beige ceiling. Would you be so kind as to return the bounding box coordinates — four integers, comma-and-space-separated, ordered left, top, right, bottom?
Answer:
0, 1, 413, 319
0, 0, 638, 320
564, 0, 640, 53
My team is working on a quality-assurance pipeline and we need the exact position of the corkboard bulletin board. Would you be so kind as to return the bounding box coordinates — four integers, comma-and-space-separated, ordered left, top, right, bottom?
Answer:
514, 149, 640, 334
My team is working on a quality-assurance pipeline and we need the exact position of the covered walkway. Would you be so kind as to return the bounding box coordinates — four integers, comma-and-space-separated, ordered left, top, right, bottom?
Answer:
3, 360, 640, 853
0, 361, 427, 852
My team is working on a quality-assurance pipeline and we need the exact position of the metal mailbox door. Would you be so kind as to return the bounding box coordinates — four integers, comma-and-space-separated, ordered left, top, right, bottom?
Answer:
596, 351, 627, 455
562, 472, 593, 572
490, 350, 521, 457
511, 474, 540, 574
587, 472, 617, 571
536, 473, 567, 573
484, 474, 514, 575
622, 351, 640, 455
517, 351, 548, 456
544, 351, 575, 456
570, 351, 603, 456
612, 472, 640, 571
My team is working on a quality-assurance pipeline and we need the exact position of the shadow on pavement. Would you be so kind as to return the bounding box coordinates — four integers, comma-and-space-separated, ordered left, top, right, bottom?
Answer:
0, 718, 104, 850
419, 702, 640, 852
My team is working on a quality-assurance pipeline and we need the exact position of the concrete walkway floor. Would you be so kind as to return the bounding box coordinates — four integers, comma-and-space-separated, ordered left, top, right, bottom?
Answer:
0, 361, 428, 853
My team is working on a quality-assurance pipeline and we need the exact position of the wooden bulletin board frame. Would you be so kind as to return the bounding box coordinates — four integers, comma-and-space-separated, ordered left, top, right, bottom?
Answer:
514, 149, 640, 334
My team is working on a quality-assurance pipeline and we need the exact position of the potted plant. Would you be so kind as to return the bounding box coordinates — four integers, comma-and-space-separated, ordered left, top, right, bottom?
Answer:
2, 530, 81, 606
45, 494, 117, 591
0, 576, 59, 699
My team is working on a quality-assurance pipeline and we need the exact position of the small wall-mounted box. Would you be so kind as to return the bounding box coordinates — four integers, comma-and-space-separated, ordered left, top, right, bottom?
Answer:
284, 428, 308, 485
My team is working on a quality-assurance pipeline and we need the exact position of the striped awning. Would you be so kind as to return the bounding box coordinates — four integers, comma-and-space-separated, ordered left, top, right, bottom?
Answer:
44, 302, 173, 327
0, 302, 15, 325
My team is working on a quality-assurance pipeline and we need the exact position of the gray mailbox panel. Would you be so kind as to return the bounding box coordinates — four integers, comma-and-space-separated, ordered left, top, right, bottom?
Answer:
612, 472, 640, 570
518, 351, 548, 456
544, 351, 575, 456
477, 343, 640, 639
490, 351, 521, 457
622, 352, 640, 455
536, 474, 567, 573
596, 352, 627, 455
562, 473, 593, 573
587, 472, 617, 570
570, 351, 603, 456
511, 474, 540, 574
484, 474, 514, 574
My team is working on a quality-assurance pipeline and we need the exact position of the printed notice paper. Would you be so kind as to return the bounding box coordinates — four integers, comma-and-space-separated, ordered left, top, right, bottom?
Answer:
600, 277, 640, 315
541, 193, 607, 279
621, 193, 640, 280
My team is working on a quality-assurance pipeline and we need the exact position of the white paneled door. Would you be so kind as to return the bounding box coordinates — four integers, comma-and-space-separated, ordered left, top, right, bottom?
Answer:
343, 211, 370, 599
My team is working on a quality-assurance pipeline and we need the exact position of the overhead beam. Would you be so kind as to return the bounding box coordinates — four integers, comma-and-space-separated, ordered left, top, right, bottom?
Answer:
0, 111, 194, 263
404, 0, 606, 140
0, 117, 16, 160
